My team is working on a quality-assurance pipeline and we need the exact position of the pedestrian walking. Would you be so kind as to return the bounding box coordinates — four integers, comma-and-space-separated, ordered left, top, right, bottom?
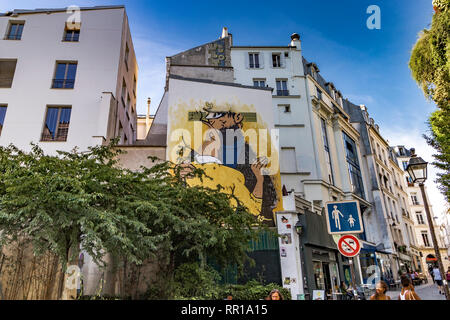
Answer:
432, 266, 444, 295
370, 281, 390, 300
398, 276, 421, 300
446, 267, 450, 288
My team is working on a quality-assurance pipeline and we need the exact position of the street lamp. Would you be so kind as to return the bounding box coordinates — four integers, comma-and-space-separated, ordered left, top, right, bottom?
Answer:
406, 149, 450, 300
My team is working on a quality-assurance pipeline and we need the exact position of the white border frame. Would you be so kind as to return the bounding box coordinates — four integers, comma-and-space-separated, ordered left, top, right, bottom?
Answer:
325, 200, 364, 235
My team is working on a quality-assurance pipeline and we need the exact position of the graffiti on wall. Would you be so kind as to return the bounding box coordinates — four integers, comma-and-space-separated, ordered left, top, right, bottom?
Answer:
169, 100, 283, 226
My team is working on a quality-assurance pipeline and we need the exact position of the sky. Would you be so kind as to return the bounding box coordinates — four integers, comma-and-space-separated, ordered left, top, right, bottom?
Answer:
1, 0, 448, 220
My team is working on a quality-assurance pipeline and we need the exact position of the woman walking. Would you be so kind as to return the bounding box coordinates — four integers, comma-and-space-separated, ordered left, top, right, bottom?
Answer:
398, 276, 421, 300
370, 281, 391, 300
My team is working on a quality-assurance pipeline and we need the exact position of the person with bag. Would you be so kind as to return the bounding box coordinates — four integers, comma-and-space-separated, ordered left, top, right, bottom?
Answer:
370, 281, 391, 300
398, 275, 421, 300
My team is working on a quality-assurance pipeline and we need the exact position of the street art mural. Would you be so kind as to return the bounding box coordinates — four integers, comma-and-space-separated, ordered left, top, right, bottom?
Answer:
167, 78, 283, 226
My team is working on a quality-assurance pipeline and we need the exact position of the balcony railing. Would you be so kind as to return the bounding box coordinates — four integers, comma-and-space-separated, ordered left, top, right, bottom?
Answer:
276, 90, 289, 96
6, 34, 22, 40
52, 79, 75, 89
63, 34, 79, 42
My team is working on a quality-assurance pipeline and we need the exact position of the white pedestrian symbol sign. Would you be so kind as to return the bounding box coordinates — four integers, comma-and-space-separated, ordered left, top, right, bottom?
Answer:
332, 205, 344, 230
348, 215, 355, 228
326, 201, 364, 235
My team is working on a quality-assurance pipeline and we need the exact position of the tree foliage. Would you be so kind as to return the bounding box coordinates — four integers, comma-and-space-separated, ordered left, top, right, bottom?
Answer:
0, 142, 264, 299
409, 2, 450, 203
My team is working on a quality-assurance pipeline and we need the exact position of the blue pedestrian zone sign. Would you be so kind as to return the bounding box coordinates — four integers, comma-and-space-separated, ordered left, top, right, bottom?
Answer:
325, 200, 364, 235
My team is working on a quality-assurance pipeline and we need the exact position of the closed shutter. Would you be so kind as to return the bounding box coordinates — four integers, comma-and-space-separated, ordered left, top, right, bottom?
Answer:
281, 53, 286, 68
259, 52, 264, 69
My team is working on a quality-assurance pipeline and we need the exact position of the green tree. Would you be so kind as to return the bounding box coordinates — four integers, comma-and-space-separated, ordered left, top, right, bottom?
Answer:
409, 0, 450, 203
0, 142, 263, 299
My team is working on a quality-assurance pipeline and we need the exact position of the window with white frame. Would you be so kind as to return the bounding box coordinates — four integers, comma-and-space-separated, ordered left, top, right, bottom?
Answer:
276, 80, 288, 96
321, 118, 334, 185
421, 231, 430, 247
416, 212, 425, 225
249, 53, 260, 68
253, 79, 266, 87
272, 53, 281, 67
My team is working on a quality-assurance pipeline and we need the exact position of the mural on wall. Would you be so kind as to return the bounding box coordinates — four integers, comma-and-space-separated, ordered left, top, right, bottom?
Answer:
207, 39, 227, 67
168, 96, 283, 226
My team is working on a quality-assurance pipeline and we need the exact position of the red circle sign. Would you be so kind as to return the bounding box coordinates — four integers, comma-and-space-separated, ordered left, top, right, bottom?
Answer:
338, 235, 361, 257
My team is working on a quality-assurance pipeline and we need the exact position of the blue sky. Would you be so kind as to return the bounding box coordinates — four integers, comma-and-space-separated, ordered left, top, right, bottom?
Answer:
2, 1, 447, 218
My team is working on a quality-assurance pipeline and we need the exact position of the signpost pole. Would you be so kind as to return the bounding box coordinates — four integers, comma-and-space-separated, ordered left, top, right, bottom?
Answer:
349, 258, 357, 300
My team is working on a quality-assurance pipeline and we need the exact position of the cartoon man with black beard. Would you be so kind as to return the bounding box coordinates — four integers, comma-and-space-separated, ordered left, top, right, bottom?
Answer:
177, 105, 278, 225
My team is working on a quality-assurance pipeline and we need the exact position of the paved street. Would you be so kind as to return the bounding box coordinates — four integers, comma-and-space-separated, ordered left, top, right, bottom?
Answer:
386, 282, 447, 300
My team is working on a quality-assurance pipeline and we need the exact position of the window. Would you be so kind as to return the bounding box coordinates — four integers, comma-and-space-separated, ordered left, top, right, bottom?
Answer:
0, 105, 7, 136
63, 29, 80, 42
253, 79, 266, 87
416, 212, 425, 225
133, 75, 137, 96
118, 122, 124, 144
127, 94, 131, 111
281, 104, 291, 113
41, 107, 72, 142
0, 59, 17, 88
121, 79, 127, 107
411, 227, 416, 245
124, 43, 129, 70
272, 54, 281, 67
402, 161, 409, 170
52, 62, 77, 89
411, 193, 419, 205
321, 118, 334, 185
421, 232, 430, 247
6, 21, 24, 40
249, 53, 260, 68
343, 132, 365, 199
316, 87, 322, 100
276, 80, 289, 96
284, 52, 289, 58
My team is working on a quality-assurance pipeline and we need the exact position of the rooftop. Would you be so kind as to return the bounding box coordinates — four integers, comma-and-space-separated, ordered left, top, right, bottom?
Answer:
0, 5, 125, 17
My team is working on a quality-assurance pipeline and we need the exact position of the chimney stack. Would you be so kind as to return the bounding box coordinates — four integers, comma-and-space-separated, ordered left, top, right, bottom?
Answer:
290, 33, 301, 50
221, 27, 229, 39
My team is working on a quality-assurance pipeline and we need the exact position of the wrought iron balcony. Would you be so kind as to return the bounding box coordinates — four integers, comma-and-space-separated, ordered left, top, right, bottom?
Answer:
52, 79, 75, 89
276, 90, 289, 96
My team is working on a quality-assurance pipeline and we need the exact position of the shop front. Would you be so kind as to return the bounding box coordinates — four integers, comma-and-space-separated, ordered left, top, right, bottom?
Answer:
298, 209, 359, 299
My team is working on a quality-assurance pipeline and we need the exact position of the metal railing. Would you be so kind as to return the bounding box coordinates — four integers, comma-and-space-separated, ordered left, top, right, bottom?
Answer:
6, 34, 22, 40
276, 90, 289, 96
52, 79, 75, 89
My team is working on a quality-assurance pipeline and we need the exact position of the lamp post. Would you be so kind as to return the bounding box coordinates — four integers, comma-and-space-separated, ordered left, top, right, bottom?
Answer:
406, 149, 449, 300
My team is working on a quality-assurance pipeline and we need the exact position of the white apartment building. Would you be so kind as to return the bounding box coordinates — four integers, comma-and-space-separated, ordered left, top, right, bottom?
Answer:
0, 5, 139, 297
393, 146, 450, 273
0, 5, 138, 155
231, 34, 378, 289
231, 34, 370, 210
